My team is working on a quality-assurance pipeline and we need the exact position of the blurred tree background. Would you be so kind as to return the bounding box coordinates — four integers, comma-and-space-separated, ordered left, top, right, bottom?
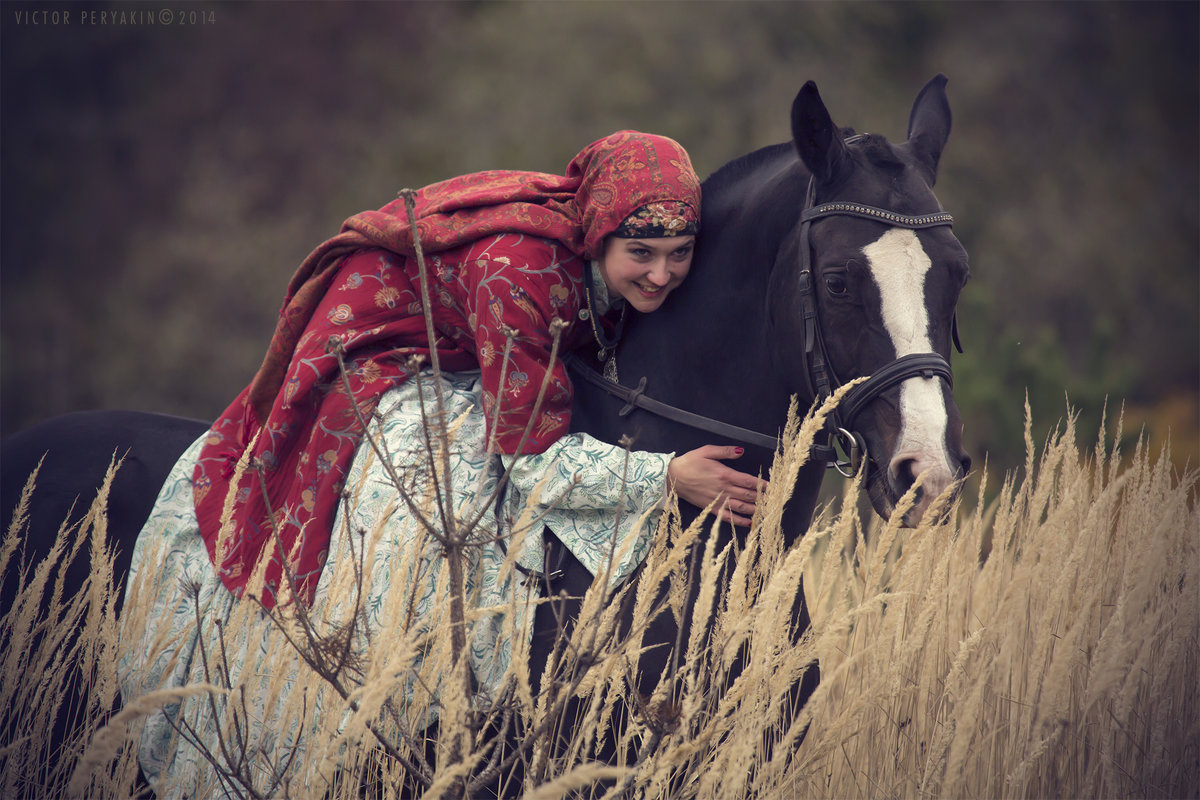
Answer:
2, 0, 1197, 484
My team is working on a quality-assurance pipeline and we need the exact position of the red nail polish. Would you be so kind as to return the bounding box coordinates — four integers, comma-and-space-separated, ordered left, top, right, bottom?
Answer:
734, 447, 744, 455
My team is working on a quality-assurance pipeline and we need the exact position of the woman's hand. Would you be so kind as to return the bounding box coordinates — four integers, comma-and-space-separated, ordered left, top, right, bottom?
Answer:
667, 445, 769, 526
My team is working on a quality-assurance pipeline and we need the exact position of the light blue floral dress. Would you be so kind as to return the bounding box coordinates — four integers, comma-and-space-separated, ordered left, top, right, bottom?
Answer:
118, 370, 671, 798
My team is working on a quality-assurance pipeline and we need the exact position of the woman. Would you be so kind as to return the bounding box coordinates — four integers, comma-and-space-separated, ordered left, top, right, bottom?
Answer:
191, 129, 765, 609
120, 131, 766, 795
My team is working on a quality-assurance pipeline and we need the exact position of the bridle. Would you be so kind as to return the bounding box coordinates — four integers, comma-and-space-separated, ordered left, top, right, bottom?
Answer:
568, 171, 960, 477
795, 176, 958, 476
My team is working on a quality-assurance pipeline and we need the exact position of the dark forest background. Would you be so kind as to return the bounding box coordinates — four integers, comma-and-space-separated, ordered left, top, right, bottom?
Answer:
2, 0, 1197, 483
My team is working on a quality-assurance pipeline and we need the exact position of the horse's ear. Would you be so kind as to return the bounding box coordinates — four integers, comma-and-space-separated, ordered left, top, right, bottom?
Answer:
906, 74, 952, 185
792, 81, 847, 185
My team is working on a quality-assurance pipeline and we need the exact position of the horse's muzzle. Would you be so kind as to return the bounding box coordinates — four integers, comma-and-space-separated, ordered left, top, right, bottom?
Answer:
867, 449, 970, 527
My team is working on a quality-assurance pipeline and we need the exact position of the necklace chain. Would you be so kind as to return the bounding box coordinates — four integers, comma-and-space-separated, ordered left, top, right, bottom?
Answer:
580, 266, 625, 367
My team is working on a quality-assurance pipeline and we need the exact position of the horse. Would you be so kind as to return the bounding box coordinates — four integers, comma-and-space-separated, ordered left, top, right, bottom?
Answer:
524, 73, 970, 777
0, 75, 969, 795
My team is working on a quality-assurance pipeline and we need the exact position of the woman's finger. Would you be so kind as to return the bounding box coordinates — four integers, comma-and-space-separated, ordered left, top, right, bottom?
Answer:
746, 475, 769, 492
724, 498, 756, 521
720, 505, 754, 526
700, 444, 745, 461
721, 468, 766, 492
724, 475, 766, 499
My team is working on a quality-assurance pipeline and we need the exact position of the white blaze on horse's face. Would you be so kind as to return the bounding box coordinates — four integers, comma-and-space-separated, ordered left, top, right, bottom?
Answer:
862, 227, 956, 520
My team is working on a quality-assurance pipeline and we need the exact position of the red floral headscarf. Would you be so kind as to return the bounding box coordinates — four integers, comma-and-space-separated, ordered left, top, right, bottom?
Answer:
194, 131, 700, 607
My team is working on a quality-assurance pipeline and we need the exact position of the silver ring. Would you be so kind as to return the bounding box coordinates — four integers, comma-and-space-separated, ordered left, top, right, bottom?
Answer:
833, 427, 865, 478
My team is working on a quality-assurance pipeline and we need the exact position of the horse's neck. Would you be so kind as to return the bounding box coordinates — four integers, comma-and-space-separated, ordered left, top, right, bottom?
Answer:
619, 158, 809, 430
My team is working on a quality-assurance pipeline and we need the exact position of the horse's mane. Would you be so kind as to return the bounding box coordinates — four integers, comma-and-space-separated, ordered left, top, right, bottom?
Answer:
701, 141, 798, 198
701, 126, 907, 198
702, 128, 909, 198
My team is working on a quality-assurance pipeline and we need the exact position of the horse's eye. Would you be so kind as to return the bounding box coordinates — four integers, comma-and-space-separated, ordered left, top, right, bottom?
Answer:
824, 274, 848, 297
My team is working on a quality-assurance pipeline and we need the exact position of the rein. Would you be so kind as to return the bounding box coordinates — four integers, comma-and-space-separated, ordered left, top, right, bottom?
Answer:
571, 172, 958, 476
565, 353, 831, 457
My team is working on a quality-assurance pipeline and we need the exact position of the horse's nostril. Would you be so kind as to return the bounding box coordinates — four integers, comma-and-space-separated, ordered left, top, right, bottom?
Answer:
889, 456, 918, 493
959, 454, 973, 476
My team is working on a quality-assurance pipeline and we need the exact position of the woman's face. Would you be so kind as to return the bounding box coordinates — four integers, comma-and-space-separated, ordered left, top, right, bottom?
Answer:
598, 235, 695, 313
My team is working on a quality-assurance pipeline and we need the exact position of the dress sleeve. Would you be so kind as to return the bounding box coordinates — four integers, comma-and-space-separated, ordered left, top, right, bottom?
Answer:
500, 434, 673, 588
459, 237, 581, 456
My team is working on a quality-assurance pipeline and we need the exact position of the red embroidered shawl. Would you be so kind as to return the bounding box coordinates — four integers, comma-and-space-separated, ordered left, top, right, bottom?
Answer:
193, 131, 701, 607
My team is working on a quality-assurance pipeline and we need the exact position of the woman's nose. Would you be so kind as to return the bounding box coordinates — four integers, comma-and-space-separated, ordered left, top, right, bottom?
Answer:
646, 261, 670, 286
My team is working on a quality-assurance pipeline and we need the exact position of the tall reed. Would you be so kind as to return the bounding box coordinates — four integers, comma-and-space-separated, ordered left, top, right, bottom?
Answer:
798, 403, 1198, 799
1, 458, 143, 798
3, 399, 1196, 799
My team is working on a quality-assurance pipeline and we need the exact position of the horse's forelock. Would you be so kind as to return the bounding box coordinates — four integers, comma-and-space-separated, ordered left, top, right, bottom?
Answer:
850, 133, 906, 172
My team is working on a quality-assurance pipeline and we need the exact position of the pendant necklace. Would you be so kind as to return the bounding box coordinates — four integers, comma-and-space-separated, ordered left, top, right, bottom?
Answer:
580, 265, 625, 382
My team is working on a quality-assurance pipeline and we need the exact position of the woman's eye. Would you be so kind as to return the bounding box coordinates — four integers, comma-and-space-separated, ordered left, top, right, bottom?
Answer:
825, 274, 848, 296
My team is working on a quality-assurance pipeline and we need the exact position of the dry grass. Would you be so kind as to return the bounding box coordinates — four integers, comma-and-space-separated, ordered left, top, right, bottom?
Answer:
1, 457, 144, 798
2, 397, 1196, 799
797, 402, 1198, 799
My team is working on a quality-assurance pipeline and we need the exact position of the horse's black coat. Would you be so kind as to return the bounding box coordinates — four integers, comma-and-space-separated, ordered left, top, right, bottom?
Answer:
539, 75, 969, 769
546, 109, 826, 773
2, 411, 209, 610
0, 76, 969, 796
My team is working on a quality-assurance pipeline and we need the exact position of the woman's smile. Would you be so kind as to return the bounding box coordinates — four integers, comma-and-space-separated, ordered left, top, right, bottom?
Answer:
598, 235, 695, 313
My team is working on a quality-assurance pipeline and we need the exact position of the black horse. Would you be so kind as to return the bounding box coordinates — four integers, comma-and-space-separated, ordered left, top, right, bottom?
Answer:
526, 73, 970, 775
1, 75, 969, 794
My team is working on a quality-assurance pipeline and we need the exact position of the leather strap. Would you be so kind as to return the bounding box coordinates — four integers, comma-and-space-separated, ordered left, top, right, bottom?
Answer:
837, 352, 953, 428
565, 354, 842, 460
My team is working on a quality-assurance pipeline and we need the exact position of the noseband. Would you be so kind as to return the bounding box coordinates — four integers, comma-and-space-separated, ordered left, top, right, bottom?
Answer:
568, 174, 959, 477
796, 177, 957, 475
